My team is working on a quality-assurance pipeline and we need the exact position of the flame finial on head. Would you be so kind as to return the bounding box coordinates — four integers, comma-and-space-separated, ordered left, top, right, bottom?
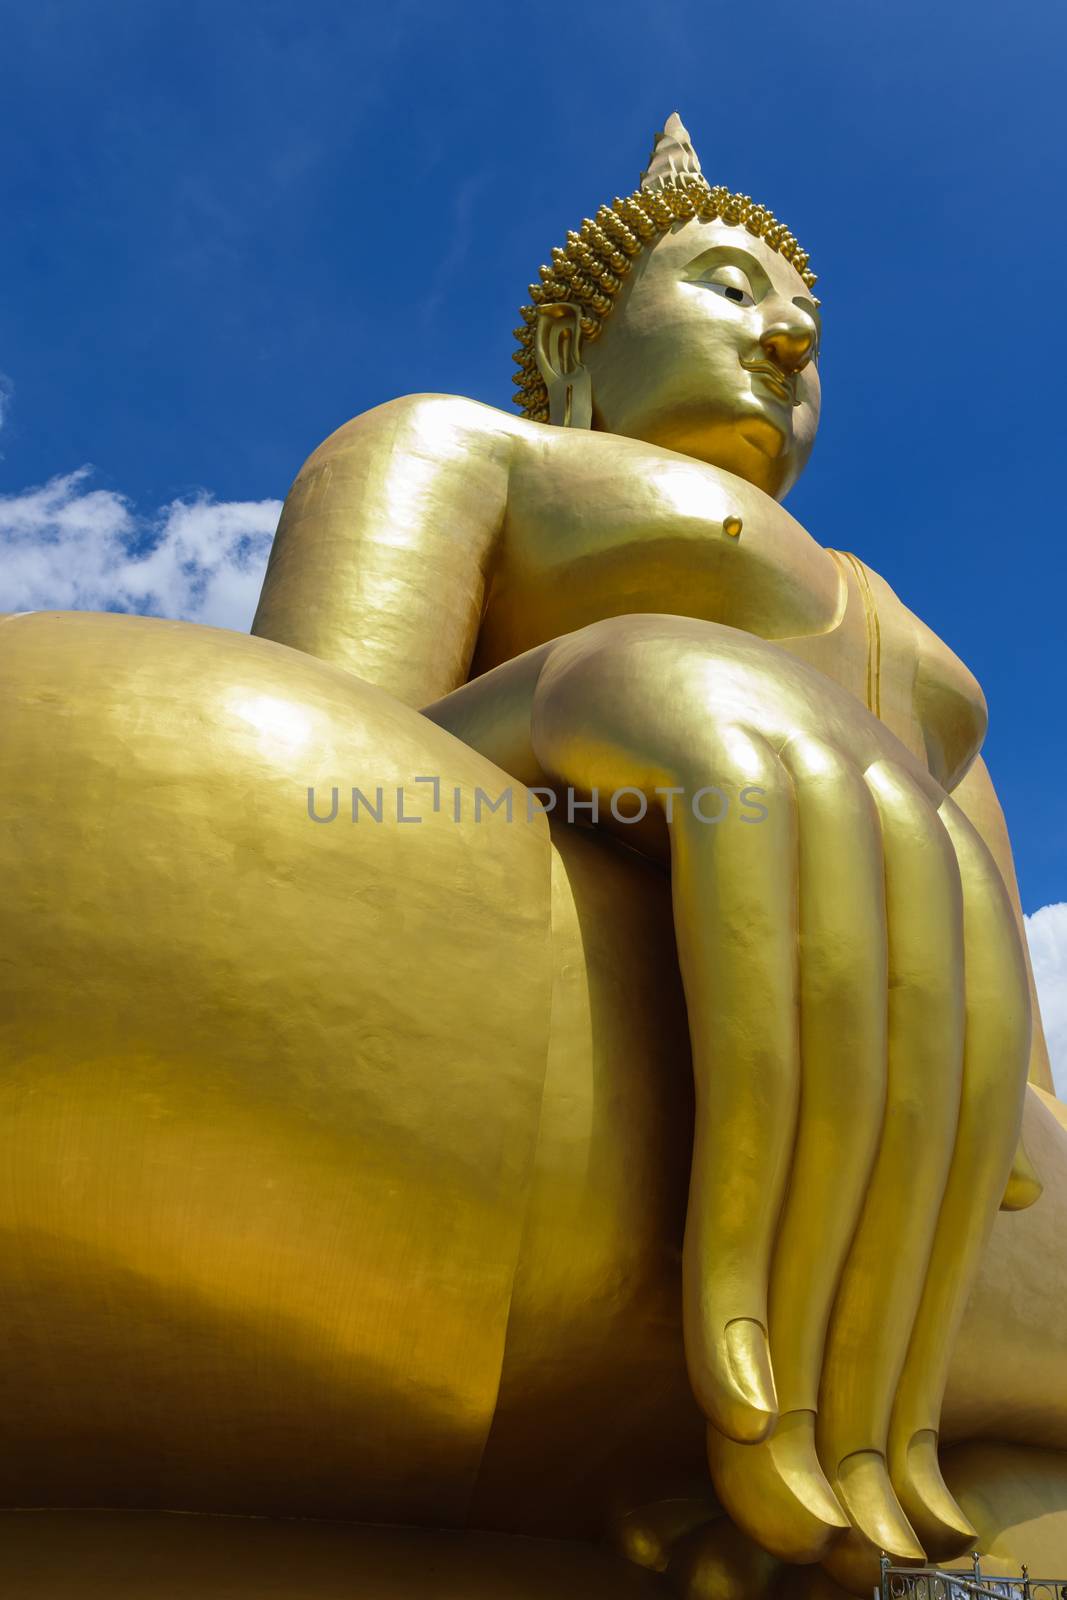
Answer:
640, 111, 704, 192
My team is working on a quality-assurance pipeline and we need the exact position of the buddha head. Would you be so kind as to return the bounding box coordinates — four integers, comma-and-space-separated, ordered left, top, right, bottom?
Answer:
514, 114, 821, 500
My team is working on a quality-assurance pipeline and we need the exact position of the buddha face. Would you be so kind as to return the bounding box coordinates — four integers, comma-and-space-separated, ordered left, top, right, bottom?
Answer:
582, 219, 821, 499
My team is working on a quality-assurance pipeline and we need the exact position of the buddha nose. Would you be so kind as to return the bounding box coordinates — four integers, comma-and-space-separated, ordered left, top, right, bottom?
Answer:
759, 304, 817, 374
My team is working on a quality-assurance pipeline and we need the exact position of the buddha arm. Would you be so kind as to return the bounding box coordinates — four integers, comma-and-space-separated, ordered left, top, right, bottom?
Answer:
912, 633, 1053, 1093
948, 757, 1054, 1094
251, 395, 513, 707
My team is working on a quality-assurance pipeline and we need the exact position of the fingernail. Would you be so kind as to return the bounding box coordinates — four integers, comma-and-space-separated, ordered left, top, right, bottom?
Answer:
770, 1410, 850, 1529
707, 1410, 848, 1564
897, 1430, 977, 1556
835, 1449, 925, 1560
723, 1317, 778, 1433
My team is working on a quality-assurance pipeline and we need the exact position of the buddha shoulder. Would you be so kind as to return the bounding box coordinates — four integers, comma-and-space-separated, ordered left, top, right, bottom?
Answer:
289, 393, 524, 488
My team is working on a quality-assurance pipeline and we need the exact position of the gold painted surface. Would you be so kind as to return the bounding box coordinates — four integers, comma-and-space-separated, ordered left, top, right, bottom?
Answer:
471, 823, 702, 1536
3, 111, 1065, 1596
0, 1511, 669, 1599
942, 1443, 1067, 1578
944, 1088, 1067, 1451
0, 610, 558, 1523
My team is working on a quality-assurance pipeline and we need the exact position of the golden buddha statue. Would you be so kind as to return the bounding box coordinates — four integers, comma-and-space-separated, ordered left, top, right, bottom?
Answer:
1, 114, 1066, 1600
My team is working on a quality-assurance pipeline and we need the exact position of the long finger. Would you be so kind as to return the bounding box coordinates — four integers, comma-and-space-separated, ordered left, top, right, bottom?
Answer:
886, 797, 1030, 1556
818, 758, 965, 1566
708, 733, 886, 1560
670, 724, 800, 1445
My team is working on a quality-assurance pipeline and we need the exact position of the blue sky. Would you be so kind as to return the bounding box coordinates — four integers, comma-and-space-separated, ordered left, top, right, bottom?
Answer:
1, 2, 1065, 965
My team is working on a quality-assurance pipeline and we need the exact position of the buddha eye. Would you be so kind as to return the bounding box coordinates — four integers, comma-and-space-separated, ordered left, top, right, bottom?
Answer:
697, 267, 756, 308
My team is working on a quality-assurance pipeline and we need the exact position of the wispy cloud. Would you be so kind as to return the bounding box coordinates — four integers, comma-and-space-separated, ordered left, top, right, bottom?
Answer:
0, 467, 279, 631
419, 169, 494, 325
0, 373, 13, 444
1026, 902, 1067, 1098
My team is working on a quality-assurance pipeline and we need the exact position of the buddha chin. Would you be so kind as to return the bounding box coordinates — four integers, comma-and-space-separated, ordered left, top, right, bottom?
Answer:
593, 381, 819, 499
581, 220, 823, 498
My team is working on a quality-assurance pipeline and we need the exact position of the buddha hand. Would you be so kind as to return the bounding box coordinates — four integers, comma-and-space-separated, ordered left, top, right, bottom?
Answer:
428, 611, 1031, 1577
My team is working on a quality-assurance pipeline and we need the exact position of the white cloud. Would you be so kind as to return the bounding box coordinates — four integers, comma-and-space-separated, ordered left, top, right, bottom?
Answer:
1026, 902, 1067, 1098
0, 467, 280, 631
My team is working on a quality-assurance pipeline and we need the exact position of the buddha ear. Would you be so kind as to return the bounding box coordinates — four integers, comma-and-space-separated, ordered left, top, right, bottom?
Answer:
534, 303, 593, 429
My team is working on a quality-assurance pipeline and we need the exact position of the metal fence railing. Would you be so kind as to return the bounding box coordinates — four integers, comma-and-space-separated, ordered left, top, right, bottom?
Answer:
880, 1554, 1067, 1600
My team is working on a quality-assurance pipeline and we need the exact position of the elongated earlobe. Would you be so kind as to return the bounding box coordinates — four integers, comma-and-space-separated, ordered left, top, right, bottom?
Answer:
534, 303, 593, 429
